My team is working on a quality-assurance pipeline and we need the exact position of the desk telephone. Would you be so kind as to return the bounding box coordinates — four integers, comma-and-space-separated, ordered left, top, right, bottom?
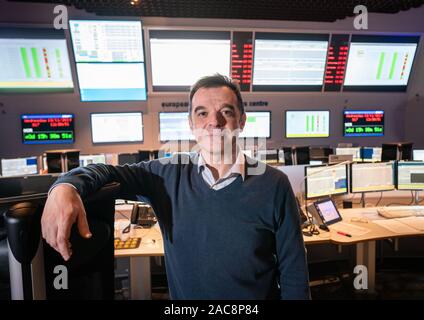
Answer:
131, 203, 157, 228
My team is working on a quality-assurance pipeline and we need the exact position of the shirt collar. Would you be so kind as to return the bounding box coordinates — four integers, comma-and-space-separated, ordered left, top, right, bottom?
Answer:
197, 148, 246, 181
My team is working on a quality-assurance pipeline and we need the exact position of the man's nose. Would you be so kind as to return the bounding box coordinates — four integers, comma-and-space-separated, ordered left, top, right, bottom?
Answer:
208, 112, 225, 128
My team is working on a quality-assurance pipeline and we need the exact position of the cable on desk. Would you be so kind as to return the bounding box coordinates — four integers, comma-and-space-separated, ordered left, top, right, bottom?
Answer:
374, 192, 384, 207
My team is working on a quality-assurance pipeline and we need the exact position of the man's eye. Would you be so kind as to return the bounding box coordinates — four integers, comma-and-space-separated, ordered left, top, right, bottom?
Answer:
223, 110, 235, 117
197, 112, 207, 118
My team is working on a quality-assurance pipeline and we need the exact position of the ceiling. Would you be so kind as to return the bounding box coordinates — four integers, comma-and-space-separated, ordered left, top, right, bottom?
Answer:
8, 0, 424, 22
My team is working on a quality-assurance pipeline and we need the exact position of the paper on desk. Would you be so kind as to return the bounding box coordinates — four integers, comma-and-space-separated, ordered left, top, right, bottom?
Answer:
395, 217, 424, 232
330, 222, 370, 236
373, 219, 418, 234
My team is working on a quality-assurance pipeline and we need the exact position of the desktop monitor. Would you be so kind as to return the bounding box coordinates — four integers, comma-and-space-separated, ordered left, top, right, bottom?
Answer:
361, 147, 382, 162
335, 147, 362, 162
396, 161, 424, 190
21, 114, 74, 144
286, 110, 330, 138
69, 20, 147, 101
0, 157, 38, 177
239, 112, 271, 138
350, 162, 395, 193
344, 35, 420, 92
343, 110, 384, 137
159, 112, 194, 141
413, 150, 424, 161
0, 27, 74, 93
91, 112, 143, 144
305, 164, 348, 199
149, 30, 231, 91
252, 33, 329, 91
79, 154, 106, 167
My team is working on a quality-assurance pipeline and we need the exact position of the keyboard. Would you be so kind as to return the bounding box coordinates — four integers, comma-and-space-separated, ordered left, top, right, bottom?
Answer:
114, 237, 141, 250
377, 206, 424, 219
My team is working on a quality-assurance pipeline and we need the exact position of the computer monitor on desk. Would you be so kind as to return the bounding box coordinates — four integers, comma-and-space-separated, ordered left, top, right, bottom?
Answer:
350, 162, 395, 193
413, 150, 424, 161
336, 147, 361, 162
0, 157, 38, 177
361, 147, 382, 162
305, 164, 348, 199
396, 161, 424, 190
79, 154, 106, 167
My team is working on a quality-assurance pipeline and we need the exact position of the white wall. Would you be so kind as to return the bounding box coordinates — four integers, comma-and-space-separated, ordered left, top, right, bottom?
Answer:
0, 0, 423, 158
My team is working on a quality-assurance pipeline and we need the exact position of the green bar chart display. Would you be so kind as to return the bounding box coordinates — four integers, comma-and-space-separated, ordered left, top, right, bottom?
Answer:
286, 111, 330, 138
0, 38, 74, 92
344, 41, 418, 87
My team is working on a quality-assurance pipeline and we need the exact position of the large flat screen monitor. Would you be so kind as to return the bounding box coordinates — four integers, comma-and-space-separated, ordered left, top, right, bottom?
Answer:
69, 20, 147, 101
91, 112, 143, 144
159, 112, 194, 141
343, 110, 384, 137
350, 162, 395, 193
0, 157, 38, 177
0, 27, 74, 93
344, 35, 419, 91
286, 110, 329, 138
21, 114, 74, 144
253, 33, 329, 91
305, 164, 348, 199
239, 111, 271, 138
149, 30, 231, 91
396, 161, 424, 190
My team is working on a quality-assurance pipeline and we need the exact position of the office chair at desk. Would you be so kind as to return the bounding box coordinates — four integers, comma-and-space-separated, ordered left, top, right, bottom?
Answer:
1, 177, 120, 300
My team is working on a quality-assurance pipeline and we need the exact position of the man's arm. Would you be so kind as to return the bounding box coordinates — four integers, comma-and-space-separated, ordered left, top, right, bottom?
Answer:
275, 176, 311, 300
42, 161, 164, 261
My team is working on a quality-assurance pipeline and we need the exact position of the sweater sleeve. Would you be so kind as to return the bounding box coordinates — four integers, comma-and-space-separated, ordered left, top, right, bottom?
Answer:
275, 176, 311, 300
51, 160, 165, 201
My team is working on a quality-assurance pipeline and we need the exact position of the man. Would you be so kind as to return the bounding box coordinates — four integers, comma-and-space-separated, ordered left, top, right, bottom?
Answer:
41, 74, 310, 299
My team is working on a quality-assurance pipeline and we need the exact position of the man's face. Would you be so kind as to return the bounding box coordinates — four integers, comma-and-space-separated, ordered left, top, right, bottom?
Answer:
189, 86, 246, 156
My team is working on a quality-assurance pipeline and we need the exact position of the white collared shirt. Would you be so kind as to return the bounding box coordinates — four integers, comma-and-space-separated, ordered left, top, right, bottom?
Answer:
197, 150, 245, 190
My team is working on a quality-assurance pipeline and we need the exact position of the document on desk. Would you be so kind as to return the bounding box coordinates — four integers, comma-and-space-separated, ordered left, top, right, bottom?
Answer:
373, 219, 419, 234
395, 217, 424, 232
330, 222, 370, 236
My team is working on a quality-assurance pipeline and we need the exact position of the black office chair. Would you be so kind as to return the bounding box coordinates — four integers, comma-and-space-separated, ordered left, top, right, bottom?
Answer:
281, 146, 310, 165
138, 150, 151, 162
381, 142, 414, 161
1, 175, 120, 300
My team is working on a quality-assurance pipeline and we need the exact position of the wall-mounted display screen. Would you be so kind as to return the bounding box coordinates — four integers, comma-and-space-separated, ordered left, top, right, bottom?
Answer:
239, 111, 271, 138
0, 27, 74, 93
159, 112, 194, 141
69, 20, 147, 101
344, 35, 419, 91
149, 30, 231, 91
21, 114, 74, 144
286, 110, 329, 138
91, 112, 143, 144
343, 110, 384, 137
253, 33, 329, 91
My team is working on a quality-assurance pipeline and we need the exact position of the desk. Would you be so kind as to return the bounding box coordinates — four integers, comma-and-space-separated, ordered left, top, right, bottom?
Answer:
321, 208, 424, 293
114, 223, 164, 300
115, 206, 424, 299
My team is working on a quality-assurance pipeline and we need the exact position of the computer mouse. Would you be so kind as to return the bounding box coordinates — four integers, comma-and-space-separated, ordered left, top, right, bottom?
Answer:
144, 238, 156, 245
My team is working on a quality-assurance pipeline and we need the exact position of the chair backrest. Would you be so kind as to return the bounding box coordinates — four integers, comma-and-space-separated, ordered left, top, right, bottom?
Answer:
295, 146, 311, 165
381, 142, 414, 161
2, 180, 120, 300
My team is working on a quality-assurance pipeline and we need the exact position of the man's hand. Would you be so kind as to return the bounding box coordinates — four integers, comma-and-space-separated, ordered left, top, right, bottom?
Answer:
41, 184, 92, 261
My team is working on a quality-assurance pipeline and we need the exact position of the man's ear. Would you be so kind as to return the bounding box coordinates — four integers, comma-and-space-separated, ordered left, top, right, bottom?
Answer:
239, 112, 247, 131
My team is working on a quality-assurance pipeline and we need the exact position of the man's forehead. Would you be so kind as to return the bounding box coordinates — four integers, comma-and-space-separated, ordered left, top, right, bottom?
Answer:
192, 86, 237, 105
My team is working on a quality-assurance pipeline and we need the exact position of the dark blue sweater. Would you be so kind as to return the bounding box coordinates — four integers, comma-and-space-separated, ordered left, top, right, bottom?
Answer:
55, 154, 310, 299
